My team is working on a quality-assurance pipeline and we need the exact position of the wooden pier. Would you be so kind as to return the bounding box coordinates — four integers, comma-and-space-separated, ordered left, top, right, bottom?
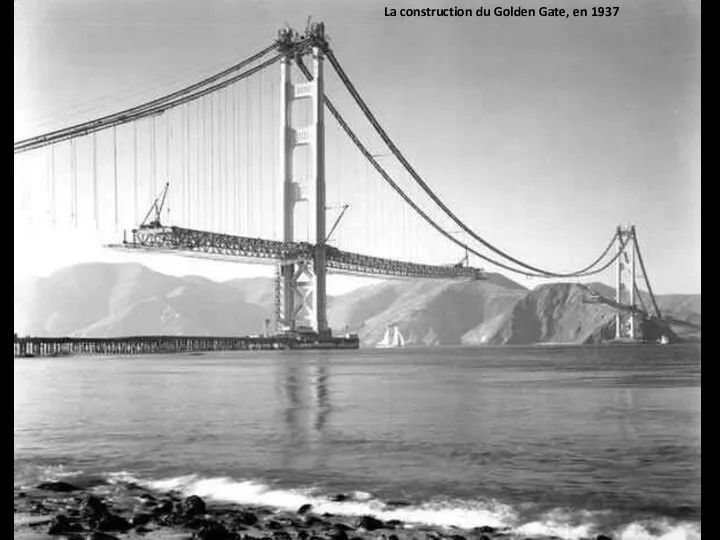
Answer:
13, 333, 359, 357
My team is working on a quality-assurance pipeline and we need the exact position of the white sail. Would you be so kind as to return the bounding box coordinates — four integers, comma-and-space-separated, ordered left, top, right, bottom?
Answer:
377, 324, 405, 348
393, 326, 406, 347
376, 326, 392, 347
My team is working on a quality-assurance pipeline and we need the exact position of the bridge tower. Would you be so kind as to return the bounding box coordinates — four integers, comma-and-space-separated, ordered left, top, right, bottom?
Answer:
615, 225, 637, 339
277, 23, 330, 337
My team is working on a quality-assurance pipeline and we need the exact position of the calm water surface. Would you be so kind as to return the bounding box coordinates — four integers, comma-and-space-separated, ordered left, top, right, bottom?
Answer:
14, 344, 701, 539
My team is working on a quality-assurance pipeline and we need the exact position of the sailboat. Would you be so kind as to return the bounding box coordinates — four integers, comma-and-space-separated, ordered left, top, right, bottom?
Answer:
376, 323, 406, 348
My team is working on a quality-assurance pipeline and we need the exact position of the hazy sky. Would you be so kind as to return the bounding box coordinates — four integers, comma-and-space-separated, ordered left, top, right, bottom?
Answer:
14, 0, 700, 294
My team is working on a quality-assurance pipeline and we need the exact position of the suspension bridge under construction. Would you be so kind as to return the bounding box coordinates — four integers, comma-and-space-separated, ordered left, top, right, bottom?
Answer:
14, 21, 672, 352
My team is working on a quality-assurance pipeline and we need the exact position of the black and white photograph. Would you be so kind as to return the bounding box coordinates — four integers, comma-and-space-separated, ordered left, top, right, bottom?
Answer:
14, 1, 700, 539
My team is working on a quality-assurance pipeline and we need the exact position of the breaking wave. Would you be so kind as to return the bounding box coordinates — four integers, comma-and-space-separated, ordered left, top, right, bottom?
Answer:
102, 472, 700, 540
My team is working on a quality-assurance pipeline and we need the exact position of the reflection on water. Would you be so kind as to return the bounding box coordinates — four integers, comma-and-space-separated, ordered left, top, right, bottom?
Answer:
314, 362, 330, 433
276, 357, 332, 468
617, 387, 638, 442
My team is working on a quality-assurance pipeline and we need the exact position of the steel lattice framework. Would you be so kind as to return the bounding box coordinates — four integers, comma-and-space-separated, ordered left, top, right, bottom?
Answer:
117, 226, 485, 281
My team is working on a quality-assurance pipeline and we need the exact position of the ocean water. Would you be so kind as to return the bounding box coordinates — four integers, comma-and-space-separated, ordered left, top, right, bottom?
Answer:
14, 344, 701, 539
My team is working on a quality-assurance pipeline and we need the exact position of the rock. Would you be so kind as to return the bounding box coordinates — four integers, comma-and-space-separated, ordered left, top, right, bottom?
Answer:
358, 515, 385, 531
193, 522, 231, 540
30, 501, 47, 513
186, 517, 217, 530
304, 515, 329, 528
298, 503, 313, 515
95, 513, 132, 532
388, 535, 399, 540
329, 529, 348, 540
158, 512, 183, 526
297, 532, 310, 540
450, 536, 466, 540
272, 532, 292, 540
237, 511, 259, 526
472, 527, 496, 535
130, 512, 154, 527
16, 491, 27, 498
79, 494, 109, 519
179, 495, 207, 516
47, 514, 84, 534
331, 494, 348, 502
333, 523, 354, 532
37, 481, 80, 493
385, 520, 403, 529
152, 500, 175, 515
220, 512, 253, 531
596, 536, 613, 540
87, 532, 120, 540
386, 500, 412, 507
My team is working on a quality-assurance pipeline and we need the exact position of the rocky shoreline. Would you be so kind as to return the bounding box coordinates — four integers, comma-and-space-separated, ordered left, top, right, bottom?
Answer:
14, 480, 613, 540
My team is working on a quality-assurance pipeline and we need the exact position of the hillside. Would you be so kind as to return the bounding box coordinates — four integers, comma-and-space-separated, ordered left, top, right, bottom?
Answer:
14, 263, 272, 338
329, 279, 528, 346
14, 263, 700, 345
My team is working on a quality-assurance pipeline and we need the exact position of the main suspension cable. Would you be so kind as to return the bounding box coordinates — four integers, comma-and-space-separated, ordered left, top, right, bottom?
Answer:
632, 230, 662, 319
296, 56, 625, 278
15, 50, 293, 154
14, 42, 281, 154
324, 46, 614, 278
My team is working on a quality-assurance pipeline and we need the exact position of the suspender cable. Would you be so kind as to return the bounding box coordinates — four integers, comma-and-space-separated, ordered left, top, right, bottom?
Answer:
167, 113, 173, 224
214, 94, 219, 230
183, 105, 190, 223
92, 131, 98, 227
203, 98, 208, 229
133, 122, 138, 224
270, 73, 279, 240
50, 146, 56, 224
210, 94, 215, 230
150, 117, 157, 204
44, 149, 52, 221
71, 139, 78, 227
166, 113, 171, 187
224, 89, 230, 232
245, 80, 251, 235
249, 78, 255, 236
325, 47, 614, 278
259, 71, 264, 238
236, 79, 241, 235
196, 101, 201, 227
113, 125, 118, 227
